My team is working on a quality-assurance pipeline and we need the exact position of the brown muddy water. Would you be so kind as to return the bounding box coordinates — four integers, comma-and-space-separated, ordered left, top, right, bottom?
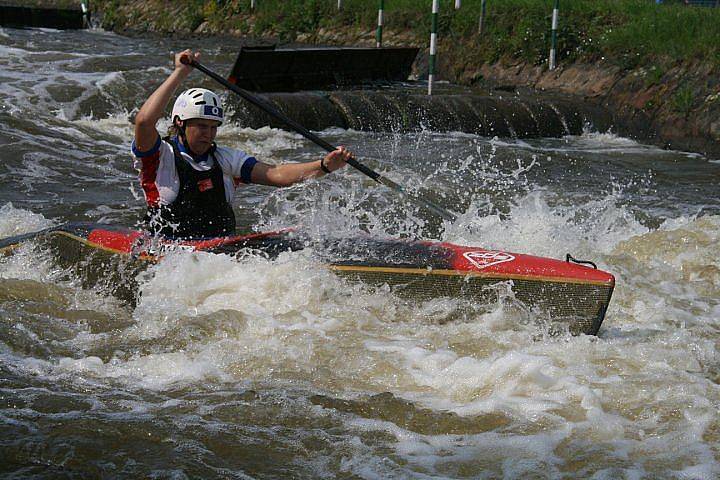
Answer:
0, 27, 719, 479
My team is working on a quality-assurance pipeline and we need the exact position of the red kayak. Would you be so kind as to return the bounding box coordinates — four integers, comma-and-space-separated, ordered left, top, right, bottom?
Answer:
0, 222, 614, 335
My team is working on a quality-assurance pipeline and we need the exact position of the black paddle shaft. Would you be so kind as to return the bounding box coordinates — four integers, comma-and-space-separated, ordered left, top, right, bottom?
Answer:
181, 57, 457, 222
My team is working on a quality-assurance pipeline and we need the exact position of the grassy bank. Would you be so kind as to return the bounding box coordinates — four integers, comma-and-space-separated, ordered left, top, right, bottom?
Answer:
95, 0, 720, 70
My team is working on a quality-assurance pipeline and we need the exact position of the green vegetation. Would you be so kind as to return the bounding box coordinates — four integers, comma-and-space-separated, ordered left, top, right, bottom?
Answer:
672, 85, 696, 116
644, 65, 665, 87
94, 0, 720, 69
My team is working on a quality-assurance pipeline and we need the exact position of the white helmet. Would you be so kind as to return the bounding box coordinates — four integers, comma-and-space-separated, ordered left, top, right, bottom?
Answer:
171, 88, 224, 125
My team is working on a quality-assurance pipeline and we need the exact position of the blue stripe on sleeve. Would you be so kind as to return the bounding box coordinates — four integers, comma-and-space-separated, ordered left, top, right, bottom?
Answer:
240, 157, 258, 184
131, 135, 161, 158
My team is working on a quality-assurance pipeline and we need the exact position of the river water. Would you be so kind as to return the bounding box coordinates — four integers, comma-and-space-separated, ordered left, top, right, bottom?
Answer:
0, 28, 719, 479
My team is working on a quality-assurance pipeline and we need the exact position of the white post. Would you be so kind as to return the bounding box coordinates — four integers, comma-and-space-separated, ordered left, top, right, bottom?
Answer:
251, 0, 256, 10
549, 0, 559, 70
478, 0, 486, 35
455, 0, 461, 8
81, 1, 89, 28
376, 0, 384, 48
338, 0, 342, 10
428, 0, 439, 95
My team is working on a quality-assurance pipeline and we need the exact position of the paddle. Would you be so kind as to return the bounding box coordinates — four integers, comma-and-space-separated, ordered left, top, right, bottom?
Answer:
180, 57, 458, 223
0, 225, 63, 254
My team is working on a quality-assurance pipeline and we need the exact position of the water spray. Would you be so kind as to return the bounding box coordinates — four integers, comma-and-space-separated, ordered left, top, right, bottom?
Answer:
181, 56, 458, 223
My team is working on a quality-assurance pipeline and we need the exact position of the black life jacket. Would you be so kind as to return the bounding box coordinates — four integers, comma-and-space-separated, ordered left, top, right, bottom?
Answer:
144, 137, 236, 239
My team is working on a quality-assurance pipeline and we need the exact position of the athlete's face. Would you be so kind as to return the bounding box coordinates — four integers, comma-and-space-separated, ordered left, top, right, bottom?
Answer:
183, 118, 219, 155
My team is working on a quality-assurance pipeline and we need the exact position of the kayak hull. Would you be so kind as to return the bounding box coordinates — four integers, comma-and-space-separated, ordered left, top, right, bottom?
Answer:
1, 223, 615, 335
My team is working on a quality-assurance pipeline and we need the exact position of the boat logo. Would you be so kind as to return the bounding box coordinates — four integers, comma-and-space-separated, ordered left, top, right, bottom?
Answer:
463, 250, 515, 269
197, 178, 214, 192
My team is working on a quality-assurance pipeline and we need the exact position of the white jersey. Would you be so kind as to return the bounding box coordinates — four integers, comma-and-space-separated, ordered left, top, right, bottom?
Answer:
131, 135, 257, 207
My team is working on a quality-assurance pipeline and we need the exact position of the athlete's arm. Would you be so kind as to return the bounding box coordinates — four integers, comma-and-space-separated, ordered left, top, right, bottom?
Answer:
250, 147, 353, 187
134, 49, 199, 153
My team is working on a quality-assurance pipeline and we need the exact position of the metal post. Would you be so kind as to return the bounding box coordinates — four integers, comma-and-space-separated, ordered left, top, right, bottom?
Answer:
455, 0, 461, 8
478, 0, 486, 35
250, 0, 256, 9
428, 0, 439, 95
549, 0, 559, 70
81, 1, 91, 28
376, 0, 384, 48
338, 0, 342, 9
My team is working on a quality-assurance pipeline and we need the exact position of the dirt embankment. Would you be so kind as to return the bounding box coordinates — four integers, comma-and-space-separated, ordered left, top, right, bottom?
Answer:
466, 60, 720, 157
458, 62, 720, 158
90, 1, 720, 157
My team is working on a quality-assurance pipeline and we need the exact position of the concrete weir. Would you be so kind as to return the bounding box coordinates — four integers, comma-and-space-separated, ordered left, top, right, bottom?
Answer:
223, 44, 612, 137
229, 46, 419, 92
0, 1, 87, 29
226, 90, 613, 138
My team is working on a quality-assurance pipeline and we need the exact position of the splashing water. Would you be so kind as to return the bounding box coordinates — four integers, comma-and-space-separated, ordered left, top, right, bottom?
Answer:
0, 28, 719, 479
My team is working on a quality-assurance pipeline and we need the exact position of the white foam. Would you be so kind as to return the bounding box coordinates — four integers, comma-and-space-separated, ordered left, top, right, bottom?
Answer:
487, 131, 704, 159
56, 350, 232, 390
0, 203, 54, 238
216, 124, 305, 162
347, 416, 566, 477
73, 111, 136, 140
444, 189, 648, 261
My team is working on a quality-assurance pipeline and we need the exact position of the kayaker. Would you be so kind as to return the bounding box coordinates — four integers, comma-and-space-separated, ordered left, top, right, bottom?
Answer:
132, 49, 353, 239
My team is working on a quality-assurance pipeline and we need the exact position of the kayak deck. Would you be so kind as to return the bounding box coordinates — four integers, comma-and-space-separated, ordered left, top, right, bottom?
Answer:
1, 222, 614, 335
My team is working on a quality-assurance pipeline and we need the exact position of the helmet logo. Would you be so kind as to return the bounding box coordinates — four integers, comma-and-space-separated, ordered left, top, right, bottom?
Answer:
202, 105, 223, 118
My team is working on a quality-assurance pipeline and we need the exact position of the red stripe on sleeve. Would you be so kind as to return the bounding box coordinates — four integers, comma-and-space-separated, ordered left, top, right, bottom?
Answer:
140, 151, 161, 207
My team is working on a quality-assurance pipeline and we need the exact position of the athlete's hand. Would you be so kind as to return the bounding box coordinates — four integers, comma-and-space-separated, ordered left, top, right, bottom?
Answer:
322, 146, 354, 173
175, 49, 200, 75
